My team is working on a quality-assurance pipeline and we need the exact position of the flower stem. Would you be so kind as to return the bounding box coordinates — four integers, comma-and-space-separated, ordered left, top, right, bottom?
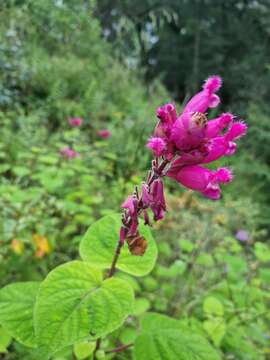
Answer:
93, 158, 171, 359
105, 342, 133, 354
107, 239, 124, 278
93, 237, 125, 359
93, 338, 101, 359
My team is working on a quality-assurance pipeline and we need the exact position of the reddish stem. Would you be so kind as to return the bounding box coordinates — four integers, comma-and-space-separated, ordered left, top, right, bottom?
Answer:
107, 239, 124, 278
105, 343, 134, 354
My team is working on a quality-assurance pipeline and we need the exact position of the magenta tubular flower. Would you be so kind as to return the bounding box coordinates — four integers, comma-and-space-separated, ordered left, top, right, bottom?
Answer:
98, 129, 111, 139
118, 75, 246, 258
163, 76, 246, 198
225, 121, 247, 141
183, 75, 222, 113
206, 113, 234, 138
201, 137, 236, 163
154, 103, 177, 142
168, 165, 233, 200
122, 196, 136, 216
149, 179, 166, 221
202, 121, 247, 163
156, 103, 177, 131
141, 183, 151, 206
121, 195, 139, 235
171, 111, 208, 151
60, 147, 80, 159
69, 117, 83, 127
167, 144, 211, 171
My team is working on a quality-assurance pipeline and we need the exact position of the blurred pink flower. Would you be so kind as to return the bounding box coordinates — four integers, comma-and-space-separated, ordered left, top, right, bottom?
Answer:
235, 230, 250, 242
98, 129, 111, 139
60, 147, 80, 159
68, 117, 83, 127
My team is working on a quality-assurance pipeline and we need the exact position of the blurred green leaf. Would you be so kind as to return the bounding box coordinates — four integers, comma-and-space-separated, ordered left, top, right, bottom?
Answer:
0, 282, 40, 347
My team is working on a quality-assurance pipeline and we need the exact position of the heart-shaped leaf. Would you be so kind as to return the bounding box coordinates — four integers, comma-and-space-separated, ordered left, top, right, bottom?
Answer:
79, 214, 157, 276
34, 261, 134, 354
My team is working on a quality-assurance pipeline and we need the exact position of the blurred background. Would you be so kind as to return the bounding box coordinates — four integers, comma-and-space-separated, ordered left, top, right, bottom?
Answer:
0, 0, 269, 359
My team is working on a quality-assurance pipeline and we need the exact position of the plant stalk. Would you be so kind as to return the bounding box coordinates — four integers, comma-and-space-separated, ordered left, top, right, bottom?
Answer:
105, 342, 133, 354
93, 158, 171, 359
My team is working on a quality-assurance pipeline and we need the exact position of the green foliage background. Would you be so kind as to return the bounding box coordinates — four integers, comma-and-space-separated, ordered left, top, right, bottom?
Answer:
0, 0, 269, 359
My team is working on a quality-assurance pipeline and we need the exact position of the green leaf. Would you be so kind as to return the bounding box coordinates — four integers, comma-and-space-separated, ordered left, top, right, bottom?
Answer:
13, 166, 31, 177
203, 297, 224, 317
131, 297, 151, 316
142, 276, 159, 291
74, 341, 96, 359
0, 326, 12, 353
222, 325, 264, 360
79, 214, 157, 276
119, 327, 138, 344
134, 330, 221, 360
134, 313, 221, 360
34, 261, 134, 354
0, 282, 40, 347
140, 313, 186, 333
203, 319, 226, 347
196, 253, 214, 266
254, 242, 270, 262
179, 239, 196, 253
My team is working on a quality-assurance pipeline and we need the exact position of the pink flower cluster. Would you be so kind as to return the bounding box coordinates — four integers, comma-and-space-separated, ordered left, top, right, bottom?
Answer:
68, 117, 83, 127
147, 75, 247, 200
60, 147, 80, 159
98, 129, 111, 139
120, 76, 247, 249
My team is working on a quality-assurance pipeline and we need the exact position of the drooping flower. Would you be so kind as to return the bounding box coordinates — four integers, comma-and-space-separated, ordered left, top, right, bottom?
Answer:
121, 195, 139, 235
98, 129, 111, 139
68, 117, 83, 127
149, 179, 166, 220
168, 165, 233, 200
141, 183, 151, 206
60, 147, 80, 159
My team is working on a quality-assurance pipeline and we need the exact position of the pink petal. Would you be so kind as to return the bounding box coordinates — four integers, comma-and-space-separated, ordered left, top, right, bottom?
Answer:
203, 75, 222, 93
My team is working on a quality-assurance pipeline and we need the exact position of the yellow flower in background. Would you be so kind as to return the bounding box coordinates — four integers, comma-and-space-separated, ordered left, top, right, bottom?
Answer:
32, 234, 51, 258
214, 214, 227, 226
11, 239, 24, 255
112, 111, 123, 118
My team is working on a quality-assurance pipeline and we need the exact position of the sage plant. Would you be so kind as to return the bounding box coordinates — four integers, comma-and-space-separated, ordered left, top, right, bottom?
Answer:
114, 75, 247, 270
